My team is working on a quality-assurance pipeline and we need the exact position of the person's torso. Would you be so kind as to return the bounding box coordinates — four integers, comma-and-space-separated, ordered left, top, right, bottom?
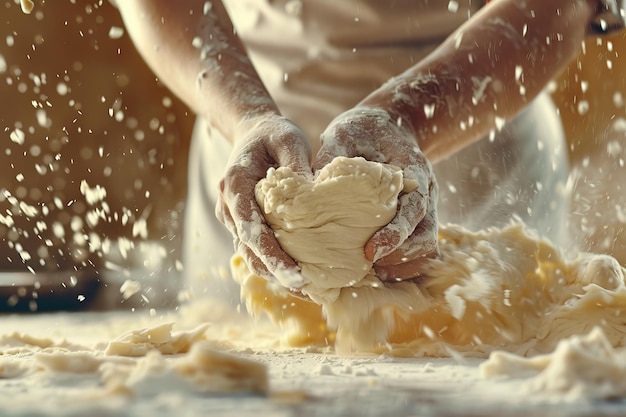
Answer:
223, 0, 483, 139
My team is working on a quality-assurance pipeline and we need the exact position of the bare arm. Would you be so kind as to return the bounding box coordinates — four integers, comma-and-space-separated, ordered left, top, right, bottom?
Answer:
360, 0, 614, 163
116, 0, 313, 283
114, 0, 278, 140
314, 0, 624, 278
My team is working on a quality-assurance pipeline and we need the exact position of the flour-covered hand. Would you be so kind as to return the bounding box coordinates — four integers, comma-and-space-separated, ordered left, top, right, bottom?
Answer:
313, 107, 439, 281
216, 114, 312, 282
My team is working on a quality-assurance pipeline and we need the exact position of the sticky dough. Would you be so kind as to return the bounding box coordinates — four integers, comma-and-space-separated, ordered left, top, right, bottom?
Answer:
255, 156, 418, 304
234, 156, 626, 356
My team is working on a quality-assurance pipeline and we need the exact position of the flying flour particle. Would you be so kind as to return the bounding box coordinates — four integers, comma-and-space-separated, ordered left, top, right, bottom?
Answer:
120, 280, 142, 300
108, 26, 125, 40
19, 0, 34, 14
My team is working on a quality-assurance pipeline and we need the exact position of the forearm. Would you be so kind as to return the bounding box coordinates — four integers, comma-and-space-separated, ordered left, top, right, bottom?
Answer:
115, 0, 278, 140
361, 0, 596, 162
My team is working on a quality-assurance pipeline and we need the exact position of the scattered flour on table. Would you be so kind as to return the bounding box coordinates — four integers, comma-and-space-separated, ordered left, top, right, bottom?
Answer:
0, 320, 268, 401
481, 327, 626, 401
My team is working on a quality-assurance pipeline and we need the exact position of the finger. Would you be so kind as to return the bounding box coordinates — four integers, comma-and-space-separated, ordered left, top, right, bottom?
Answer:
216, 183, 240, 244
215, 200, 226, 226
215, 190, 230, 228
364, 187, 428, 262
267, 122, 314, 177
274, 136, 313, 177
221, 158, 300, 277
235, 234, 305, 292
375, 175, 438, 266
231, 192, 299, 274
375, 214, 439, 266
374, 247, 439, 282
312, 134, 352, 171
287, 289, 312, 302
236, 238, 272, 280
314, 133, 385, 171
364, 161, 434, 261
236, 228, 305, 290
312, 112, 370, 171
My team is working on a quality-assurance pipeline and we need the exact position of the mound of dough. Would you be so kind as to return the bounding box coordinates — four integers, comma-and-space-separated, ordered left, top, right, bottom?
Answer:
235, 156, 626, 356
1, 322, 268, 397
480, 327, 626, 400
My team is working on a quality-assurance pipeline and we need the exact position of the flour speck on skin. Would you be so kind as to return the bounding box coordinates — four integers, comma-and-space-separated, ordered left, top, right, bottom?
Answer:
471, 76, 492, 105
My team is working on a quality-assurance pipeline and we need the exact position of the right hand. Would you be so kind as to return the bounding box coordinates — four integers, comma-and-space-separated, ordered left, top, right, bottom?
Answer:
216, 113, 312, 283
313, 107, 439, 282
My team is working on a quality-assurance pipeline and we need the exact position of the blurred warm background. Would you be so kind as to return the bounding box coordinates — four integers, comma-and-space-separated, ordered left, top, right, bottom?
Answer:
0, 0, 193, 281
0, 0, 625, 300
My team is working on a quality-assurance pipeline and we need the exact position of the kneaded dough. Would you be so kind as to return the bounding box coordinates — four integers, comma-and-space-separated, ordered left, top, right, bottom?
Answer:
255, 156, 417, 304
236, 156, 626, 356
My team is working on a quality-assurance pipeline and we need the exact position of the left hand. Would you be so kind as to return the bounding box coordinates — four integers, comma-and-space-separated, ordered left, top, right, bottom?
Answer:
312, 107, 439, 282
216, 114, 312, 283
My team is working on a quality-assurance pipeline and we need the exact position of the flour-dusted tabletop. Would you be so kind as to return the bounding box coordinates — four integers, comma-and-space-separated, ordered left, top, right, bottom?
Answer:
1, 309, 626, 417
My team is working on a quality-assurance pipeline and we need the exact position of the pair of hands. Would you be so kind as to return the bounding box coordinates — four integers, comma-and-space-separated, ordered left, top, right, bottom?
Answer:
216, 107, 439, 289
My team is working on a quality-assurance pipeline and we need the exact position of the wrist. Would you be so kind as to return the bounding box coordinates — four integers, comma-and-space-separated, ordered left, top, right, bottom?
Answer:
235, 101, 281, 127
359, 69, 465, 160
358, 75, 432, 139
212, 85, 281, 141
196, 48, 281, 139
233, 112, 295, 144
